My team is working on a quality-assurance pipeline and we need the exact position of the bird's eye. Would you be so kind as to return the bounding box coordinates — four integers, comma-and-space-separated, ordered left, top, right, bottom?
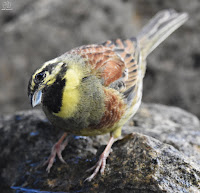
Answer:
35, 72, 46, 83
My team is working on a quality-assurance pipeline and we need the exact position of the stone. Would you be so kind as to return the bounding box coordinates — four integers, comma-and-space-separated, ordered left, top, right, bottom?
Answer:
0, 103, 200, 192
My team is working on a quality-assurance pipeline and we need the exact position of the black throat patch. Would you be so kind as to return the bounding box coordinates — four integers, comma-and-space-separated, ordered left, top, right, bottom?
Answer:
42, 77, 66, 113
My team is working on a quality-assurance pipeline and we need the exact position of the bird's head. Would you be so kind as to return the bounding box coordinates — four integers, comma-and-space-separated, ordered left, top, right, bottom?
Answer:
28, 54, 90, 108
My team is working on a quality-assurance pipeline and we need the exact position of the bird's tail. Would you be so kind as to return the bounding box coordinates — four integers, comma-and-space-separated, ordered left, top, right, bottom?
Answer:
137, 9, 188, 59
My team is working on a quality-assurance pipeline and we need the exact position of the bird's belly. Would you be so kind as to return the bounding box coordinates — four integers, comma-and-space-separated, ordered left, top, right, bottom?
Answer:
43, 105, 121, 136
42, 106, 107, 136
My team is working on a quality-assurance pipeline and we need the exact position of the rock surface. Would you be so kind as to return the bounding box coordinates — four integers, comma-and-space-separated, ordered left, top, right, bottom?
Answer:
0, 103, 200, 193
0, 0, 200, 118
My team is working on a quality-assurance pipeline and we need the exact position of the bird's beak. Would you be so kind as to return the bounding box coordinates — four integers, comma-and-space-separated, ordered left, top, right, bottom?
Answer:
30, 89, 42, 107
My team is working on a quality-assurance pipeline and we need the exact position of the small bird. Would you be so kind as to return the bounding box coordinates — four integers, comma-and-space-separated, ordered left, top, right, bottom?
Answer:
28, 9, 188, 181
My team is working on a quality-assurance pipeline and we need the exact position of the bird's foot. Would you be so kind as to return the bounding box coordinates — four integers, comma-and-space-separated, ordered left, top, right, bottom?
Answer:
43, 132, 68, 173
85, 136, 114, 182
85, 151, 110, 181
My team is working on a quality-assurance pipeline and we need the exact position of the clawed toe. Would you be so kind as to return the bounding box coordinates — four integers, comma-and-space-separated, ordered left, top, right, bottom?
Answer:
43, 133, 68, 172
85, 136, 114, 182
85, 156, 106, 182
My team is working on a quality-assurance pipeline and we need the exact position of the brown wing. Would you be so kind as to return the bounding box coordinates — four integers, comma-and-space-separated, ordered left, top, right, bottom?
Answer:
69, 44, 125, 86
70, 38, 139, 104
101, 38, 139, 104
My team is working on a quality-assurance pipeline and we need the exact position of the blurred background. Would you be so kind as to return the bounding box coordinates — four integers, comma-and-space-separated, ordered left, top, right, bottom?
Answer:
0, 0, 199, 118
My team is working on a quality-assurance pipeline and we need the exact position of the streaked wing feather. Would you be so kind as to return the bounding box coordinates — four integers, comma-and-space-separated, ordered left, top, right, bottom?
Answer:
70, 38, 139, 104
102, 38, 139, 104
69, 45, 125, 86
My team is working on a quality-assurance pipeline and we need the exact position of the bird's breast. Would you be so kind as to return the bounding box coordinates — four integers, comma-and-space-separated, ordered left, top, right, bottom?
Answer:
42, 85, 126, 136
79, 88, 127, 136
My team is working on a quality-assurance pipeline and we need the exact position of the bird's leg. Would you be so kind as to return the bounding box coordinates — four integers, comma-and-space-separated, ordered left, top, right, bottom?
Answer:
44, 132, 69, 173
85, 136, 115, 182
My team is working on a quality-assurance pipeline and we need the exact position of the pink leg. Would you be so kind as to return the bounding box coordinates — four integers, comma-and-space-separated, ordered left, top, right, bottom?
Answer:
85, 136, 115, 182
44, 132, 69, 173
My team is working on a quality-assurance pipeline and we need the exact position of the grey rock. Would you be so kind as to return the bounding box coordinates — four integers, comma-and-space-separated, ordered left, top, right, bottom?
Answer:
125, 104, 200, 165
100, 133, 200, 193
0, 0, 200, 119
0, 103, 200, 192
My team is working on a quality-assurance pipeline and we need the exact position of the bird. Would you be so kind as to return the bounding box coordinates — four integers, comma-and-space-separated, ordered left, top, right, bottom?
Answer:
28, 9, 188, 181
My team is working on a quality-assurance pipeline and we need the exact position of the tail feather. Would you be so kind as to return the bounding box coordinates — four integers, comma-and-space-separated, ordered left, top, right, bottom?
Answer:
137, 9, 188, 59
